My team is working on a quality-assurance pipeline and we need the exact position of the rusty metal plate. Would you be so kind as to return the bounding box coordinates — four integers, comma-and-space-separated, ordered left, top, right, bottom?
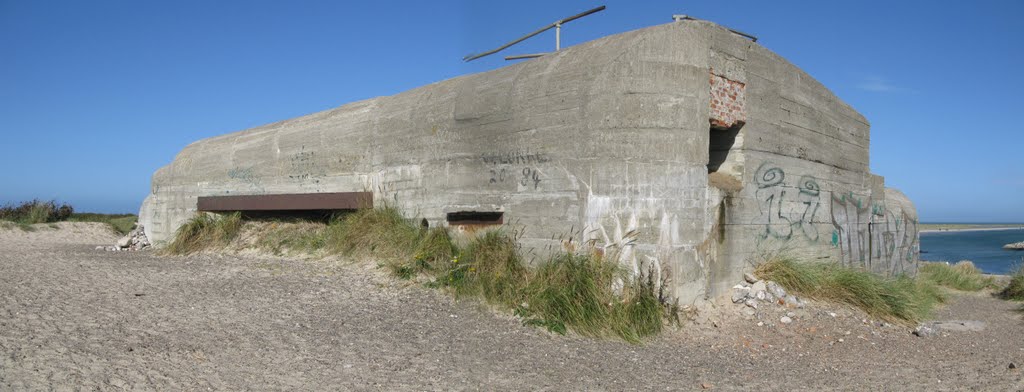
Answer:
197, 192, 372, 212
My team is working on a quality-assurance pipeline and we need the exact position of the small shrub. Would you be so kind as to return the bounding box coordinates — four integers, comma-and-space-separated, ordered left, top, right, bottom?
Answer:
163, 212, 242, 255
919, 261, 995, 292
755, 257, 944, 323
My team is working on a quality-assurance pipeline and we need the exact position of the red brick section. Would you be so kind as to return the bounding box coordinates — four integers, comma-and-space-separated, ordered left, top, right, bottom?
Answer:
709, 70, 746, 130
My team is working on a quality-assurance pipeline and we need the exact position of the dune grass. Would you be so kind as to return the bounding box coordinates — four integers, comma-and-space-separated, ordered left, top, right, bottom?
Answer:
1000, 266, 1024, 301
388, 227, 459, 279
68, 213, 137, 235
918, 261, 996, 292
0, 200, 74, 225
326, 207, 422, 259
162, 206, 671, 343
519, 252, 663, 342
163, 212, 243, 255
755, 256, 944, 323
438, 230, 528, 305
0, 200, 138, 235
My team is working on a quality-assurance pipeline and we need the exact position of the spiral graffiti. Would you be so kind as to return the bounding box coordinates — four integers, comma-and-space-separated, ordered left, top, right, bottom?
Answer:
798, 175, 820, 196
754, 163, 785, 188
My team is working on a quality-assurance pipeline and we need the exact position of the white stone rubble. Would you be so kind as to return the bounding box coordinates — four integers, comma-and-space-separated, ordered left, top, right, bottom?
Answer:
100, 225, 151, 252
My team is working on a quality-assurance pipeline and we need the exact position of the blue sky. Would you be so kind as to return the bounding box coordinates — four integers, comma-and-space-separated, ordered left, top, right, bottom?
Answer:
1, 1, 1021, 222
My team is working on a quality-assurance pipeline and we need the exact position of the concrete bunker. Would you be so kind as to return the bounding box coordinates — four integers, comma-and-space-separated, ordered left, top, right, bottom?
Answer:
140, 20, 919, 305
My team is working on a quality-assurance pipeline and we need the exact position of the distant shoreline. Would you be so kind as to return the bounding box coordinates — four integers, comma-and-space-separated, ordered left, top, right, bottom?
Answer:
920, 226, 1024, 234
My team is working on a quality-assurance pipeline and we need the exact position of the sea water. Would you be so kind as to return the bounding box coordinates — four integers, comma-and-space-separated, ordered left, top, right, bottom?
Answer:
920, 228, 1024, 274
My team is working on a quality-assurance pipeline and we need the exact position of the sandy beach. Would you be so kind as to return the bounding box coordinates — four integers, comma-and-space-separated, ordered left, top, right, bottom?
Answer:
2, 223, 1023, 390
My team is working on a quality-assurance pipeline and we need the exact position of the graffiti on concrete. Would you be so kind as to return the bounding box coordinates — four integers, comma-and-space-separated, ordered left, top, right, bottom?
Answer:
227, 166, 265, 193
482, 149, 546, 189
754, 163, 821, 241
480, 149, 551, 165
288, 146, 324, 184
830, 192, 919, 275
830, 192, 869, 267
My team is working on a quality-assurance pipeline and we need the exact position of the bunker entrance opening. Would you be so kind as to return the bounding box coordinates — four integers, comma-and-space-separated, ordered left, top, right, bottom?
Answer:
707, 125, 740, 173
446, 211, 504, 226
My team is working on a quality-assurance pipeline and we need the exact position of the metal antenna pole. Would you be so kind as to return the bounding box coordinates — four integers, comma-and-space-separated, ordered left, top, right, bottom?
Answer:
555, 23, 561, 51
463, 5, 605, 62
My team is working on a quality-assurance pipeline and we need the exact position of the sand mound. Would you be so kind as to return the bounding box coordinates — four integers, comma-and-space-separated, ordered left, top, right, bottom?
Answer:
0, 221, 121, 246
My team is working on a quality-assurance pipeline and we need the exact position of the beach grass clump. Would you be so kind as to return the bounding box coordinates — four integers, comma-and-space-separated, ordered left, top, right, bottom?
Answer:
437, 230, 527, 306
918, 261, 996, 292
326, 207, 422, 259
755, 256, 944, 323
163, 212, 243, 255
388, 227, 459, 279
519, 251, 663, 343
1000, 266, 1024, 301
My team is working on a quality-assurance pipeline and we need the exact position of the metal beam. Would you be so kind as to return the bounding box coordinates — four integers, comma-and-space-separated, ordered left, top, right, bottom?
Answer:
672, 14, 758, 42
505, 53, 550, 61
463, 5, 606, 62
197, 192, 373, 212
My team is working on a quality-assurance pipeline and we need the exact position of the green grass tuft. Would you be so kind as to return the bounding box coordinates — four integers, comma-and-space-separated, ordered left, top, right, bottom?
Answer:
326, 207, 422, 259
439, 230, 527, 306
755, 256, 944, 323
163, 212, 242, 255
918, 261, 996, 292
1000, 266, 1024, 301
518, 251, 664, 343
387, 227, 459, 279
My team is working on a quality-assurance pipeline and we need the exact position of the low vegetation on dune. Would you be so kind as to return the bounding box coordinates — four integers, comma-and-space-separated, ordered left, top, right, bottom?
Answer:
163, 212, 243, 255
0, 200, 137, 234
1000, 266, 1024, 301
520, 252, 665, 341
165, 207, 1024, 340
756, 256, 1023, 323
165, 207, 673, 343
755, 256, 945, 323
918, 261, 997, 292
0, 200, 74, 228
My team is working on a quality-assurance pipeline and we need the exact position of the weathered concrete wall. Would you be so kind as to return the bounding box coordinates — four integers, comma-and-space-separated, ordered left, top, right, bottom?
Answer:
140, 20, 918, 304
